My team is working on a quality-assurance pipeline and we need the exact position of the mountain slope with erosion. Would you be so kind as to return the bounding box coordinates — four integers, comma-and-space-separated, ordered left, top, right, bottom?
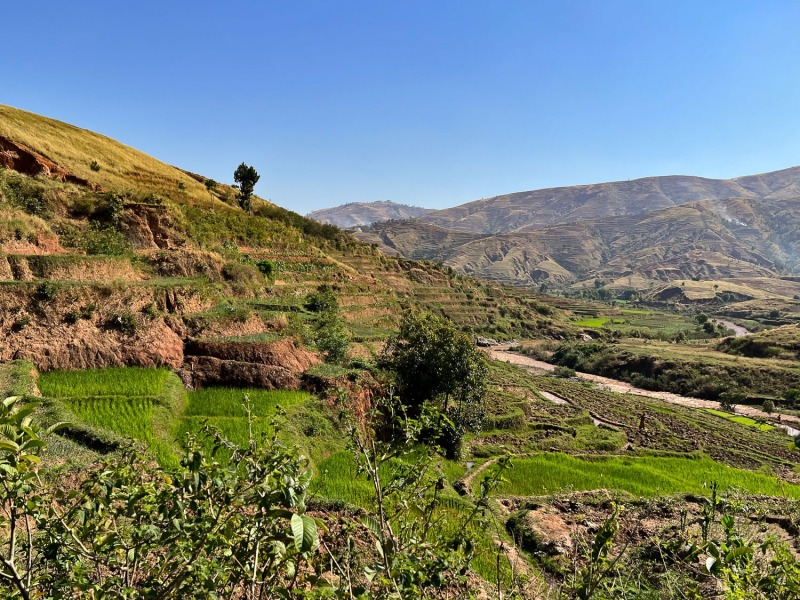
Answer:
417, 167, 800, 234
307, 200, 432, 227
360, 190, 800, 295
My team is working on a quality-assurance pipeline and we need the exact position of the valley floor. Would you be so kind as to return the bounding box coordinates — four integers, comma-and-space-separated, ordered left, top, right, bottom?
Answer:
488, 344, 800, 434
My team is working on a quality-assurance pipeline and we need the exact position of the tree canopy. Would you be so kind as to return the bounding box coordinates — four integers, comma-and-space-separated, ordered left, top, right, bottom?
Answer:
380, 311, 487, 457
233, 162, 260, 213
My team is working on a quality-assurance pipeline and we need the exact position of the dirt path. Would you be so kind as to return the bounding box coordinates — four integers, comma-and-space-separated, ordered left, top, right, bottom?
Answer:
487, 346, 800, 432
461, 455, 501, 490
714, 319, 750, 337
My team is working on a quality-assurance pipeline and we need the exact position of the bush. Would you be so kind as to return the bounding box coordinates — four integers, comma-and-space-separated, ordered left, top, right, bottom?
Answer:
35, 281, 59, 302
315, 313, 350, 363
305, 285, 338, 313
65, 304, 96, 325
11, 315, 31, 331
89, 160, 101, 171
108, 312, 139, 335
83, 225, 132, 256
221, 261, 263, 285
380, 311, 487, 459
553, 366, 577, 378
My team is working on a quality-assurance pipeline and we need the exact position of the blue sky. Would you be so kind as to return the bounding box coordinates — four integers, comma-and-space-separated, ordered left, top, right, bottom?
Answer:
4, 1, 800, 214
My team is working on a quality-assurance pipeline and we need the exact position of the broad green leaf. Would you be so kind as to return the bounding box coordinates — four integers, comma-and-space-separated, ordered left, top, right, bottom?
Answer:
291, 513, 319, 552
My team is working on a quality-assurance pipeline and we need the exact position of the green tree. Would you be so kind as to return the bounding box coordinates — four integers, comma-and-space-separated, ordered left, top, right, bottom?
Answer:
380, 311, 487, 458
762, 399, 775, 415
233, 163, 260, 214
719, 387, 746, 413
306, 285, 350, 363
204, 178, 217, 199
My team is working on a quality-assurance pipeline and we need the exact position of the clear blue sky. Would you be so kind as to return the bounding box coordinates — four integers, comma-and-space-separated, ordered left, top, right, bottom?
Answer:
4, 1, 800, 214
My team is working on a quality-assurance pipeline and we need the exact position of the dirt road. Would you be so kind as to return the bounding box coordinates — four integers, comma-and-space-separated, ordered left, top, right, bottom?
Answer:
487, 346, 800, 434
714, 319, 750, 338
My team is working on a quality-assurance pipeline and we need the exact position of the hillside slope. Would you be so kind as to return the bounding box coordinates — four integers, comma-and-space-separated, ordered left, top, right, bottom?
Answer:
307, 200, 432, 227
417, 168, 800, 234
362, 196, 800, 294
0, 105, 570, 372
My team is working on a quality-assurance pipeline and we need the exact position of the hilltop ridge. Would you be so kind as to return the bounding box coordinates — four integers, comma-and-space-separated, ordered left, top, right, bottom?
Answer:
307, 200, 432, 227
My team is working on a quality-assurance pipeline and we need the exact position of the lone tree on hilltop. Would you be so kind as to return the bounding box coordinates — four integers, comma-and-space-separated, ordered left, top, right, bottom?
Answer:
233, 163, 260, 214
380, 310, 487, 458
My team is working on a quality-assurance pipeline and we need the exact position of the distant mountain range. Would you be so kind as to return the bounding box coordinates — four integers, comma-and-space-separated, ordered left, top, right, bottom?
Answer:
320, 168, 800, 299
306, 201, 432, 227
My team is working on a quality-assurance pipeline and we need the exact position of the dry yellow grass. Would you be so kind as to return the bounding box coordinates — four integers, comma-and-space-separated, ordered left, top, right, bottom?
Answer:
0, 104, 208, 201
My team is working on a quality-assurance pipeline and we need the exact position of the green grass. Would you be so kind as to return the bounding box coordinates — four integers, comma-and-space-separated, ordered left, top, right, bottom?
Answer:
65, 397, 178, 466
620, 309, 651, 315
185, 388, 309, 417
202, 332, 283, 343
39, 367, 172, 398
573, 317, 609, 328
704, 409, 774, 431
0, 360, 37, 397
177, 388, 319, 462
487, 453, 800, 498
313, 450, 376, 507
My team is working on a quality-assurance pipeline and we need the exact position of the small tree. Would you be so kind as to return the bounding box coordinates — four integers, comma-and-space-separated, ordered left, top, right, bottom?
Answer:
233, 163, 260, 214
305, 285, 349, 363
762, 399, 775, 415
719, 388, 746, 413
380, 311, 487, 458
204, 178, 217, 199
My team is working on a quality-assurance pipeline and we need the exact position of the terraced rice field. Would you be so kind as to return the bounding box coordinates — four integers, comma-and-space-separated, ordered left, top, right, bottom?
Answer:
38, 367, 173, 398
485, 453, 800, 498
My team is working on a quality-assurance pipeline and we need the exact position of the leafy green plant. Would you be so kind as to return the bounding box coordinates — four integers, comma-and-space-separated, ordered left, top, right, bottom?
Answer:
340, 395, 512, 598
570, 504, 625, 599
11, 315, 31, 332
0, 394, 329, 598
380, 311, 487, 458
35, 281, 59, 302
108, 312, 139, 335
89, 160, 101, 171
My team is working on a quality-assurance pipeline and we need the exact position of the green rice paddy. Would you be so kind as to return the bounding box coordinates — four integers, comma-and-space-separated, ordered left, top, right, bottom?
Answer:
38, 367, 172, 398
487, 453, 800, 498
704, 409, 774, 431
573, 317, 609, 328
185, 387, 309, 417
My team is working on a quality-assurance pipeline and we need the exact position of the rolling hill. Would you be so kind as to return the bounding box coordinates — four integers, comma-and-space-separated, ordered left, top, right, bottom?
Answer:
417, 167, 800, 234
306, 200, 432, 227
352, 169, 800, 297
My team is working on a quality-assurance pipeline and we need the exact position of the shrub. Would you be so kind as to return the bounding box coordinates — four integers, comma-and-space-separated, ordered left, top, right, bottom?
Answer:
305, 285, 338, 313
89, 160, 101, 171
35, 281, 59, 302
83, 225, 132, 256
315, 314, 350, 364
11, 315, 31, 331
221, 261, 262, 286
553, 366, 577, 378
109, 312, 139, 335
